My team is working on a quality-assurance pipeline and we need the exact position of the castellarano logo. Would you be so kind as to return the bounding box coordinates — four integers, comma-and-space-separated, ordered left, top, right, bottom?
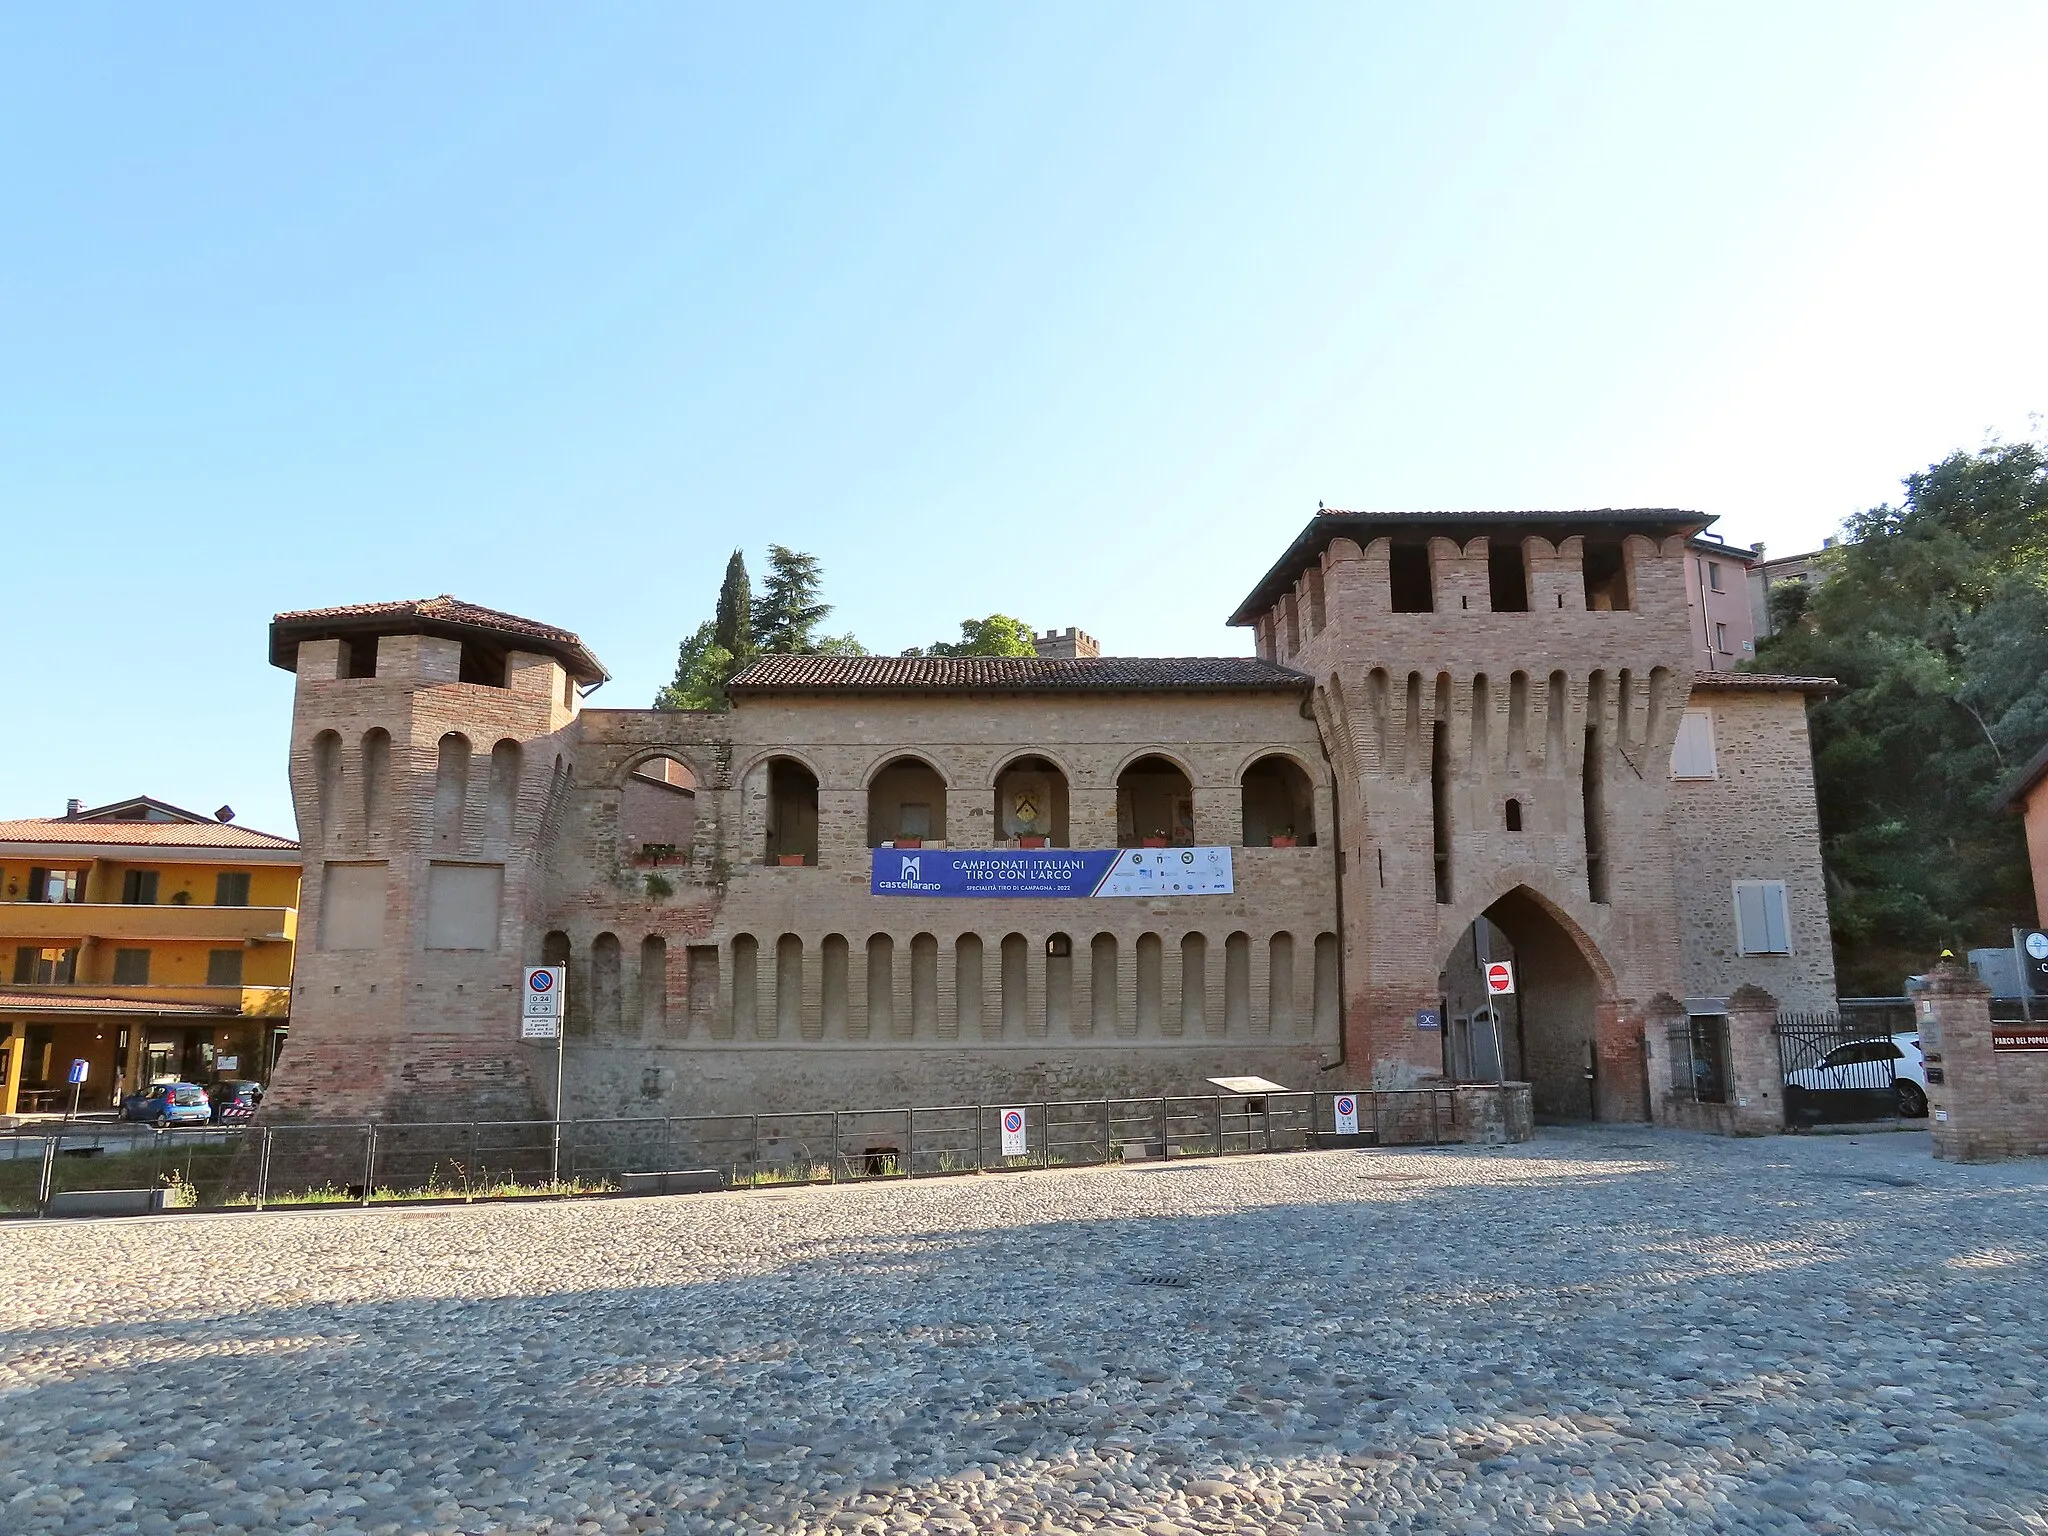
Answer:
900, 855, 920, 882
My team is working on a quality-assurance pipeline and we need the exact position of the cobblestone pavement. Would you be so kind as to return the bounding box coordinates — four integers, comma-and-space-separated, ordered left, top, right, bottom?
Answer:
3, 1127, 2047, 1535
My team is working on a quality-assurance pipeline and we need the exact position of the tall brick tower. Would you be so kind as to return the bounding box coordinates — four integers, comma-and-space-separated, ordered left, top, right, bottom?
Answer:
1232, 512, 1702, 1120
265, 598, 605, 1123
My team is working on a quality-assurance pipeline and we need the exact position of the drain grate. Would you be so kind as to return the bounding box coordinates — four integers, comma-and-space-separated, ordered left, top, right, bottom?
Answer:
1130, 1273, 1191, 1288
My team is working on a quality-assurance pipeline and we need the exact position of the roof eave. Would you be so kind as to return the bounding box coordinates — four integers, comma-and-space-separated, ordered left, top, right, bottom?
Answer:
269, 610, 609, 685
1994, 739, 2048, 813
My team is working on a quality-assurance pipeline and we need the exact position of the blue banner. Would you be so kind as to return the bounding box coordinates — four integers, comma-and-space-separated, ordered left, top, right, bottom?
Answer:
870, 846, 1235, 898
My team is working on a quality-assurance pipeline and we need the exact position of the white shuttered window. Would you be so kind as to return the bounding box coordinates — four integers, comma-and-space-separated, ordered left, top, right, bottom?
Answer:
1733, 880, 1791, 955
1671, 709, 1717, 779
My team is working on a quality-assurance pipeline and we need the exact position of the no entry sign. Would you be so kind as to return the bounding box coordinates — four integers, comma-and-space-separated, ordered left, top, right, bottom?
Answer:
1485, 961, 1516, 996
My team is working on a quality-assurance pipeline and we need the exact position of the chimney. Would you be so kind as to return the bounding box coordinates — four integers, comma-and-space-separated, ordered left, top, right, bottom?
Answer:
64, 798, 82, 818
1033, 627, 1100, 660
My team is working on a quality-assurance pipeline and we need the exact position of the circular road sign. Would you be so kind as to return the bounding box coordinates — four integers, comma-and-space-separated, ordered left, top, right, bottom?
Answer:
1003, 1110, 1024, 1134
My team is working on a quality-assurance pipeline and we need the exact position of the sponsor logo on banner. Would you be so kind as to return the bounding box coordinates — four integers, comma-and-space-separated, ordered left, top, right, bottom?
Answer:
871, 847, 1234, 897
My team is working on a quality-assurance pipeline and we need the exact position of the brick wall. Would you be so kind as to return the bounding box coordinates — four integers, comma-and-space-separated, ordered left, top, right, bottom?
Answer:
1920, 966, 2048, 1161
264, 525, 1837, 1131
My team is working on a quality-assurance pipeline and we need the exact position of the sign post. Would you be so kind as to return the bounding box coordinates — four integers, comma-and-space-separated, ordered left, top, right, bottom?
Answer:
523, 966, 567, 1185
2017, 928, 2048, 1024
66, 1058, 88, 1121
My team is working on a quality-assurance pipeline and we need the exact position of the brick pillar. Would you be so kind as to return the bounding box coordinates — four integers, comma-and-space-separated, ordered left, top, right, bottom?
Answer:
1724, 984, 1783, 1135
1644, 992, 1686, 1127
1915, 963, 2045, 1162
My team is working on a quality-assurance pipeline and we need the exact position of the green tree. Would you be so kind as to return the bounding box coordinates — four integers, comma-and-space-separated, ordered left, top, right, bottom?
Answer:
652, 620, 734, 711
753, 545, 834, 654
1752, 440, 2047, 992
904, 614, 1037, 658
713, 549, 755, 667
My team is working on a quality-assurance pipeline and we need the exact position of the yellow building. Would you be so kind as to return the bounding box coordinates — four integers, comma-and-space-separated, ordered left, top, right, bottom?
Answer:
0, 796, 299, 1118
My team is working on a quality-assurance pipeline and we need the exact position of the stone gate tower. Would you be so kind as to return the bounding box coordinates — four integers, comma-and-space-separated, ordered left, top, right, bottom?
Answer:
1231, 511, 1701, 1119
266, 598, 606, 1123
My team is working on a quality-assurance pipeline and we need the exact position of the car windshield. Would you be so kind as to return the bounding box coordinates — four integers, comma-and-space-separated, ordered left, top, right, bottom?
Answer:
172, 1087, 205, 1105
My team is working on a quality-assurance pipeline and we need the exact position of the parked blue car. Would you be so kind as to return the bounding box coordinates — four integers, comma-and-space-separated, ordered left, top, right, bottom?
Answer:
121, 1082, 212, 1126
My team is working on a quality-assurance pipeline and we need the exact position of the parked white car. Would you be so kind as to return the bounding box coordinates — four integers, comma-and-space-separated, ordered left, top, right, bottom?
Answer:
1784, 1032, 1928, 1119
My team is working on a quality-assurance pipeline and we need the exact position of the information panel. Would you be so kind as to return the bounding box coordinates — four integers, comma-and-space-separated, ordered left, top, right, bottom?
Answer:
870, 846, 1234, 898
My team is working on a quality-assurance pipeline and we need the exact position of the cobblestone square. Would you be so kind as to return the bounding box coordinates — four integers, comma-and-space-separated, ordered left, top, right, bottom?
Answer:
3, 1127, 2046, 1535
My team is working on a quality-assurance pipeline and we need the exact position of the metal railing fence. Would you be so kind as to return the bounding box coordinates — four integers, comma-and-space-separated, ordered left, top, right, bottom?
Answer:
1, 1086, 1460, 1217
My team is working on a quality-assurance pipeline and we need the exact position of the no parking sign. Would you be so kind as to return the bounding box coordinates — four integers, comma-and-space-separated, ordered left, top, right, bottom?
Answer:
999, 1108, 1028, 1157
1333, 1094, 1359, 1136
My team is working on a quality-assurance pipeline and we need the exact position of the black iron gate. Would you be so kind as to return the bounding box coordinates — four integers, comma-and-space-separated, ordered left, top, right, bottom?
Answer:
1775, 1004, 1925, 1127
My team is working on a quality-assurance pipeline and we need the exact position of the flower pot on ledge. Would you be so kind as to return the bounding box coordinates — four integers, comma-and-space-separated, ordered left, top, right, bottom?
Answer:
893, 837, 923, 849
1269, 835, 1297, 849
1017, 835, 1049, 849
776, 854, 807, 867
1141, 836, 1170, 849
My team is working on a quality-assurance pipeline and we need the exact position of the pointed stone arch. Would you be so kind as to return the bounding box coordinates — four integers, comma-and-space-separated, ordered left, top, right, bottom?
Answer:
1434, 881, 1620, 1123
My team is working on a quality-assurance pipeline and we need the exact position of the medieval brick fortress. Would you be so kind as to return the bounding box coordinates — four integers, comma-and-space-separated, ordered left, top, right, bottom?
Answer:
264, 510, 1837, 1130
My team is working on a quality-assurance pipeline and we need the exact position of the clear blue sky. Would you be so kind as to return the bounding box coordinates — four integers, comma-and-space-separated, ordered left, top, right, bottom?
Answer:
4, 4, 2044, 836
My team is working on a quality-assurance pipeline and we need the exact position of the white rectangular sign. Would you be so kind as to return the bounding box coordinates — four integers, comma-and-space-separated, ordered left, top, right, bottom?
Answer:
1484, 961, 1516, 996
521, 1015, 560, 1041
1333, 1093, 1359, 1135
523, 966, 566, 1017
999, 1107, 1029, 1157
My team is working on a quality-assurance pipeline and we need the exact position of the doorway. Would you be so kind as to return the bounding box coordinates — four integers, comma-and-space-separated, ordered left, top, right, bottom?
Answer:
1438, 887, 1614, 1121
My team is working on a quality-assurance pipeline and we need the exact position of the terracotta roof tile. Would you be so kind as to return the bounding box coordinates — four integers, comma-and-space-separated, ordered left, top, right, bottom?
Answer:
1689, 673, 1842, 695
269, 595, 607, 683
0, 820, 299, 850
728, 654, 1312, 695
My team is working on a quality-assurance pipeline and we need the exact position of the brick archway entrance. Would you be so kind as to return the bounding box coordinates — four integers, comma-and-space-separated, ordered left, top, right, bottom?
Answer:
1438, 886, 1616, 1122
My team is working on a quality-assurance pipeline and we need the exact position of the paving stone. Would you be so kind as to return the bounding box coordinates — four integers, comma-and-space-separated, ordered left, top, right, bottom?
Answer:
1, 1128, 2044, 1534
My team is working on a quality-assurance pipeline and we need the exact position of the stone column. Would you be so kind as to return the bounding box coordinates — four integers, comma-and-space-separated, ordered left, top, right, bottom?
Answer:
1724, 984, 1783, 1135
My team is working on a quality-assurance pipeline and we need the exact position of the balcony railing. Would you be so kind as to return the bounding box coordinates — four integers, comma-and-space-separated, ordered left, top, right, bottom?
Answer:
0, 903, 296, 945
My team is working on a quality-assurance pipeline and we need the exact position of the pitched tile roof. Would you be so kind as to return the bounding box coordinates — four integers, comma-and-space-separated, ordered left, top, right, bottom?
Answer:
0, 989, 241, 1017
0, 819, 299, 850
1230, 508, 1714, 625
1689, 673, 1842, 695
269, 595, 608, 683
728, 654, 1312, 696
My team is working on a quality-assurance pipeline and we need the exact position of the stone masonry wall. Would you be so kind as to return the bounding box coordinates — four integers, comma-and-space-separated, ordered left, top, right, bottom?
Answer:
1668, 688, 1837, 1013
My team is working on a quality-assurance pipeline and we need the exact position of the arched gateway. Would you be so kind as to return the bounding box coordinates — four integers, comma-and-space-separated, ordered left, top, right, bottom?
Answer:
1437, 885, 1618, 1122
